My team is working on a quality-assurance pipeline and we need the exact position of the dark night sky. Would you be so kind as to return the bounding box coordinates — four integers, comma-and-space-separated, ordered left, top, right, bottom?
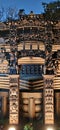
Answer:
0, 0, 57, 14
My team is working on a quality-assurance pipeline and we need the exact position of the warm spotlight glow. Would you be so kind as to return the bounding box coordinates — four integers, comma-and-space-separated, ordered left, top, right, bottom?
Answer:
47, 127, 54, 130
8, 126, 16, 130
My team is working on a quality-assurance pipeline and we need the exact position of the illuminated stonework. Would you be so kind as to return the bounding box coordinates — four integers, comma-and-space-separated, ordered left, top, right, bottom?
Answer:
43, 75, 54, 124
9, 75, 19, 124
0, 13, 60, 125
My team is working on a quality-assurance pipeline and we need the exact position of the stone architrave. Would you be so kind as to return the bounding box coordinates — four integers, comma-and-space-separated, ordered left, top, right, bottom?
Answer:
9, 75, 19, 125
43, 75, 54, 125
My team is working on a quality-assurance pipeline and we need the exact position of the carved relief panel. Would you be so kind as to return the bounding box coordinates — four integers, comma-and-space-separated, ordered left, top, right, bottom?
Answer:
9, 75, 19, 124
43, 75, 54, 124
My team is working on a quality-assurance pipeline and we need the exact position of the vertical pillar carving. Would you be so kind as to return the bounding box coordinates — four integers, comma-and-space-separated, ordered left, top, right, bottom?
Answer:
29, 97, 35, 118
9, 75, 19, 125
2, 96, 7, 116
43, 75, 54, 125
55, 93, 60, 117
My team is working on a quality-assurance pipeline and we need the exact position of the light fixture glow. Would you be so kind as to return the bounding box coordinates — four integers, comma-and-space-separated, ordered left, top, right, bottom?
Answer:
8, 126, 16, 130
47, 127, 54, 130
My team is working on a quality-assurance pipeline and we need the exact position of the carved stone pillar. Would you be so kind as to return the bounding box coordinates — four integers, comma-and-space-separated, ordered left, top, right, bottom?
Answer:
9, 75, 19, 125
55, 93, 60, 117
43, 75, 54, 125
2, 96, 7, 116
29, 97, 35, 118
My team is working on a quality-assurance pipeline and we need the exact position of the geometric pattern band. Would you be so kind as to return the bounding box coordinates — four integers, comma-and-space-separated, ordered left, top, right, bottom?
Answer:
9, 75, 19, 125
43, 75, 54, 124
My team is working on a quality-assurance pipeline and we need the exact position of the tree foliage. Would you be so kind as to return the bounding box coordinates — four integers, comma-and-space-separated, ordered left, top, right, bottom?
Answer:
0, 7, 4, 21
42, 0, 60, 21
24, 124, 33, 130
0, 7, 25, 21
6, 7, 18, 21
